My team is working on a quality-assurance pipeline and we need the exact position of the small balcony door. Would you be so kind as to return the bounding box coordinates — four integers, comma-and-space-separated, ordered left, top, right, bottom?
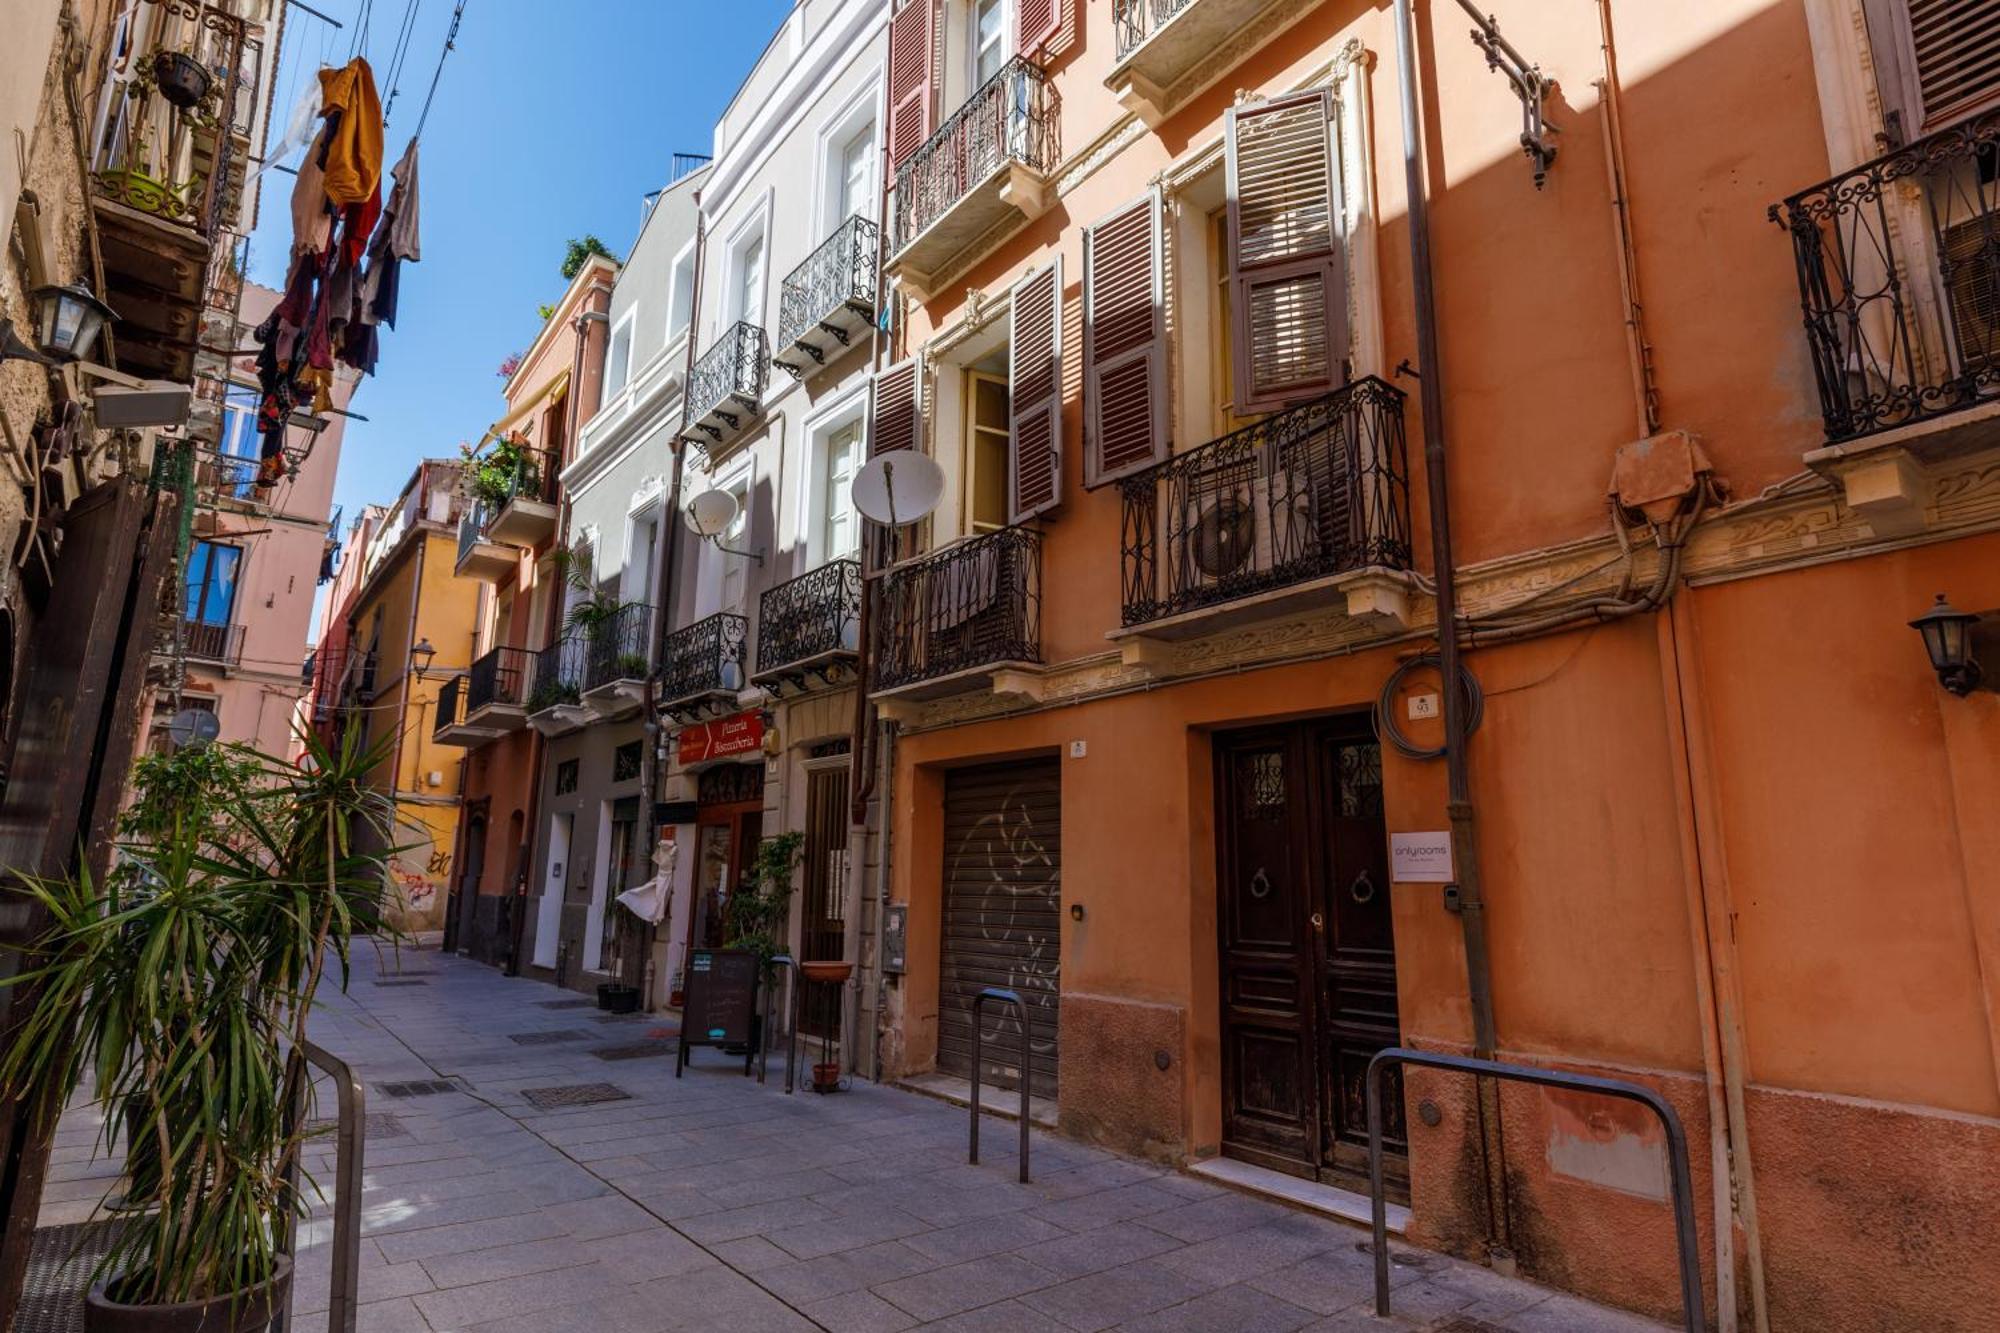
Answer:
822, 420, 863, 561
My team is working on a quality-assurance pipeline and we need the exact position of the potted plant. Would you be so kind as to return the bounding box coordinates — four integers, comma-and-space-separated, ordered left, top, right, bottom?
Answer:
526, 675, 580, 714
0, 729, 399, 1332
458, 434, 540, 511
151, 49, 212, 109
722, 833, 805, 1056
614, 651, 651, 680
550, 544, 637, 675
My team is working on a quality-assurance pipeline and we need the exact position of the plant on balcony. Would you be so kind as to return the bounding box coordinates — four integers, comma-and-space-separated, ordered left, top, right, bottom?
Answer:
613, 651, 650, 679
458, 434, 539, 510
526, 675, 581, 713
551, 545, 636, 641
723, 832, 805, 981
560, 234, 618, 280
0, 729, 400, 1332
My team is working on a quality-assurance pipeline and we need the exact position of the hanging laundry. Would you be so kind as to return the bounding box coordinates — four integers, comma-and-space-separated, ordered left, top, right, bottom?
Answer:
258, 77, 323, 182
360, 139, 421, 332
316, 57, 384, 207
382, 138, 420, 263
289, 124, 333, 257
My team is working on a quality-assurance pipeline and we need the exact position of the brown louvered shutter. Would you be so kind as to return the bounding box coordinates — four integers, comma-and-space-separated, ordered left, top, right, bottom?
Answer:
1226, 89, 1347, 414
1867, 0, 2000, 135
1009, 256, 1063, 522
887, 0, 935, 169
1017, 0, 1060, 60
869, 357, 923, 457
1084, 189, 1167, 487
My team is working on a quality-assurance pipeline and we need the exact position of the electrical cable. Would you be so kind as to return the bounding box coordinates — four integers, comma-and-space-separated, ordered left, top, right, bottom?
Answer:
380, 0, 424, 124
1373, 651, 1485, 761
410, 0, 467, 143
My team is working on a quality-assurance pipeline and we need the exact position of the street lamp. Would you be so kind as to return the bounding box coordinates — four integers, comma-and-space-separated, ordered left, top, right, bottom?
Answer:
27, 282, 116, 364
410, 638, 437, 680
1910, 594, 1984, 697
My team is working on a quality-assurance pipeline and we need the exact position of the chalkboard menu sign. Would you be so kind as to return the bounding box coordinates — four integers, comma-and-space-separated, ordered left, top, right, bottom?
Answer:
676, 948, 760, 1077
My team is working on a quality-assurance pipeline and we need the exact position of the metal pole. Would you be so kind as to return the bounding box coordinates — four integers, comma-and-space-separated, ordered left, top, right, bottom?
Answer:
302, 1041, 364, 1333
969, 988, 1029, 1182
1367, 1048, 1705, 1333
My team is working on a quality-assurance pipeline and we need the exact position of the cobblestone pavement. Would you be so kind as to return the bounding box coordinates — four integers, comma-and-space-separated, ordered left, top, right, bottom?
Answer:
245, 944, 1671, 1332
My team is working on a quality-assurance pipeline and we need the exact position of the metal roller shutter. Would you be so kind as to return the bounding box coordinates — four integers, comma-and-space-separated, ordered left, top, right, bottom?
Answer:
937, 758, 1061, 1099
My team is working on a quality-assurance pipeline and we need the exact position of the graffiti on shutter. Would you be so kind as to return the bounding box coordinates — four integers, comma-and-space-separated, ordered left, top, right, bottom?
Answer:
1226, 89, 1347, 413
1009, 257, 1063, 521
1084, 189, 1166, 486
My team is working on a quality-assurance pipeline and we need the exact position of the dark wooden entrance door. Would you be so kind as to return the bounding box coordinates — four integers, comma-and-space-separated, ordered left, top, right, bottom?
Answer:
1216, 717, 1404, 1190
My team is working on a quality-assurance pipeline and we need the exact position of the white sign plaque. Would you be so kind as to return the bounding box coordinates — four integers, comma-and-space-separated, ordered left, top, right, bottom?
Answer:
1391, 831, 1455, 883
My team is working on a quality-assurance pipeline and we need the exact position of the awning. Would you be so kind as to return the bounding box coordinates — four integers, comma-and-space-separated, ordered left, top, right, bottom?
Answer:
477, 368, 570, 448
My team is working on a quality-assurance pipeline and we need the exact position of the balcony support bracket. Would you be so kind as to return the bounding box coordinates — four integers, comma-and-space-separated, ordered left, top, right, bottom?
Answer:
1111, 71, 1168, 129
1340, 568, 1416, 628
1823, 447, 1933, 539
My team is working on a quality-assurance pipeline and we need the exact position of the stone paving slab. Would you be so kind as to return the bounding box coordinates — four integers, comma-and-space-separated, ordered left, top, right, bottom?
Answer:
42, 944, 1678, 1331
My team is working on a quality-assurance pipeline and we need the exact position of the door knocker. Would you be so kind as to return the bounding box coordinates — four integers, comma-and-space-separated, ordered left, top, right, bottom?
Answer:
1248, 867, 1272, 900
1350, 869, 1376, 905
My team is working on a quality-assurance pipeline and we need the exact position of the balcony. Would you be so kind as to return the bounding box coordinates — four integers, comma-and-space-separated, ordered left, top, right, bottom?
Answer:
433, 673, 476, 745
526, 638, 593, 737
87, 6, 265, 381
463, 645, 533, 736
195, 450, 265, 510
888, 58, 1060, 303
682, 322, 769, 456
873, 528, 1042, 706
1106, 0, 1292, 126
582, 602, 655, 718
753, 559, 862, 694
182, 617, 244, 668
1113, 378, 1413, 650
658, 612, 748, 721
455, 500, 516, 582
482, 444, 559, 548
1771, 108, 2000, 529
773, 216, 880, 381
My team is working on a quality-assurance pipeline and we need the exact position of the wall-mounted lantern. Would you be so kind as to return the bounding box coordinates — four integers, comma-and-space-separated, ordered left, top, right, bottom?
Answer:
410, 637, 438, 680
28, 282, 116, 364
1910, 594, 1988, 697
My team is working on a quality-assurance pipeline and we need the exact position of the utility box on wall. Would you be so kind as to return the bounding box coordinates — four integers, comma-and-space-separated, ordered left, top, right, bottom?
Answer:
883, 903, 908, 976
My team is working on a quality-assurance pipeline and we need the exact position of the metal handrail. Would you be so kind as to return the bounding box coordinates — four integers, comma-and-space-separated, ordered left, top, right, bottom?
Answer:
765, 953, 799, 1094
1365, 1048, 1704, 1333
968, 987, 1031, 1183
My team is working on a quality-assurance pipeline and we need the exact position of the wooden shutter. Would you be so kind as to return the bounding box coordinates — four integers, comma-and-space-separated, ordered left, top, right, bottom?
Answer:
869, 357, 923, 457
1009, 256, 1063, 522
887, 0, 936, 169
1866, 0, 2000, 138
1017, 0, 1061, 60
1084, 189, 1167, 487
1225, 89, 1347, 414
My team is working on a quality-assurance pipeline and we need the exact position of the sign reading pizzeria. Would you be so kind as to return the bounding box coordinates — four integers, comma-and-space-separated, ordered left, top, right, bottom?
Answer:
677, 710, 765, 766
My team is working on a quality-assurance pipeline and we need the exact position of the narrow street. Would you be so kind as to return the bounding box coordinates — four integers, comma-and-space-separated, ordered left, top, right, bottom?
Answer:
271, 945, 1669, 1332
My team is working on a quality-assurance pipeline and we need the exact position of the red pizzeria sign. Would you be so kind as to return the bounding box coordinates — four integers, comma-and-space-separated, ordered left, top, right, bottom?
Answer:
677, 711, 765, 766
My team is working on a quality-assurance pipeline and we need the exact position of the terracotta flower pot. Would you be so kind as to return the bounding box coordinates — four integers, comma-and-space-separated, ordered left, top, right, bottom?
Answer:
86, 1257, 291, 1333
799, 960, 852, 985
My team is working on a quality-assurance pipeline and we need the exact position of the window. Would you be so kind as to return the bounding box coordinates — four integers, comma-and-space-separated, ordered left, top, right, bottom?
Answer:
219, 385, 260, 498
966, 370, 1010, 532
185, 541, 241, 625
822, 418, 863, 560
837, 124, 875, 222
667, 244, 696, 343
972, 0, 1009, 87
1866, 0, 2000, 139
720, 474, 751, 615
605, 313, 635, 398
733, 232, 765, 327
626, 508, 660, 607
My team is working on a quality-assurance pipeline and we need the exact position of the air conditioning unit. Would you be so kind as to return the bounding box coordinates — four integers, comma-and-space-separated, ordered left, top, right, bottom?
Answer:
1181, 469, 1316, 590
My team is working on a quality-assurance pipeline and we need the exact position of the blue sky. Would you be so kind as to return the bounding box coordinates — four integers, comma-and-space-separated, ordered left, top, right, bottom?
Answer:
250, 0, 793, 544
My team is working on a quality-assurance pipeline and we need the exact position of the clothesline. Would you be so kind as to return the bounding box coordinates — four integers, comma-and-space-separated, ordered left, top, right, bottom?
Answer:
409, 0, 469, 142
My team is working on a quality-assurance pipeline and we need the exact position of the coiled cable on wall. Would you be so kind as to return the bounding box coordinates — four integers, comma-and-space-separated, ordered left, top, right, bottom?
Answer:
1373, 651, 1485, 761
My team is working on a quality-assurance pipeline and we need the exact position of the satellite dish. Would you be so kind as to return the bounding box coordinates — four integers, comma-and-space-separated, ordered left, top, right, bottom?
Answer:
684, 488, 741, 538
167, 708, 220, 750
851, 452, 944, 528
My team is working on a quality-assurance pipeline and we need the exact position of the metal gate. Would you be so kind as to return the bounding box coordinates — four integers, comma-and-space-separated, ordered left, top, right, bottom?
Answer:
937, 758, 1061, 1100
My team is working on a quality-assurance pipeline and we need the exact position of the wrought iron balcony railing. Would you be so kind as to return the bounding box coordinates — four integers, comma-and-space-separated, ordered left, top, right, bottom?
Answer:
457, 500, 496, 561
584, 602, 655, 692
1112, 0, 1196, 58
683, 322, 770, 447
528, 638, 588, 713
659, 612, 748, 707
181, 617, 244, 666
434, 673, 465, 738
467, 645, 533, 714
774, 215, 880, 377
196, 450, 262, 504
875, 528, 1042, 692
893, 56, 1060, 253
1771, 107, 2000, 443
1118, 377, 1411, 627
756, 559, 863, 679
473, 443, 558, 509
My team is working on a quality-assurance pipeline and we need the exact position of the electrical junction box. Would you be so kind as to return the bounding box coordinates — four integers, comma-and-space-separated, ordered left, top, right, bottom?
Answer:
883, 904, 908, 975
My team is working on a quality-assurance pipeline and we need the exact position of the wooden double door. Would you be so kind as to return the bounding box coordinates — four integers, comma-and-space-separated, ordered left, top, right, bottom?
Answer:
1215, 717, 1406, 1192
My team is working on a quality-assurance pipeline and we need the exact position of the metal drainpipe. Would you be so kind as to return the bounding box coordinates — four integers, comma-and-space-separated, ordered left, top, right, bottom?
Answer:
1392, 0, 1511, 1264
639, 198, 708, 992
850, 86, 896, 828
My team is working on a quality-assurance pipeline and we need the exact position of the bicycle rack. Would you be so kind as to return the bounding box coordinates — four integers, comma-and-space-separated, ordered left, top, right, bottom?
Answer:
1365, 1047, 1706, 1333
278, 1040, 365, 1333
763, 953, 799, 1093
968, 986, 1031, 1183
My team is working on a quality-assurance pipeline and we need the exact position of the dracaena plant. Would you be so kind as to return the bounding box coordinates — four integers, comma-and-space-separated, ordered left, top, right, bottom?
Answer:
0, 726, 403, 1306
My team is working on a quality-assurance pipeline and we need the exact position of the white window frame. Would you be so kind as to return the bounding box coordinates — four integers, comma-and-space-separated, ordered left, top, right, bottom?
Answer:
695, 455, 756, 620
968, 0, 1012, 92
665, 238, 698, 348
799, 387, 869, 567
720, 199, 772, 332
622, 494, 665, 608
603, 308, 637, 401
814, 78, 882, 236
